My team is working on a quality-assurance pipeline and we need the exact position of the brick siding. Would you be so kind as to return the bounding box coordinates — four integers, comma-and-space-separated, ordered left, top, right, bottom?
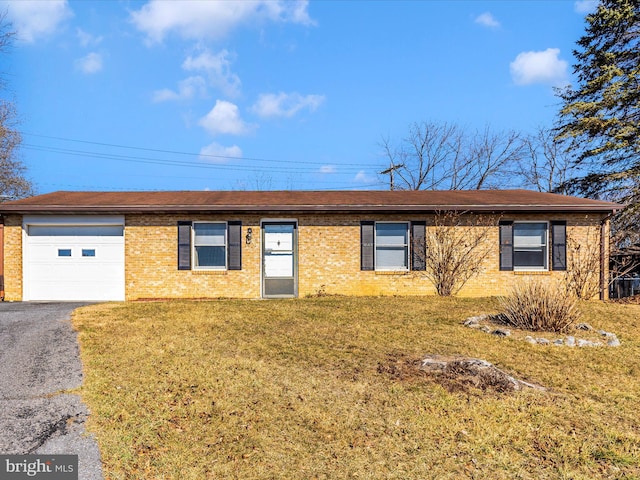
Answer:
3, 215, 23, 301
2, 212, 609, 301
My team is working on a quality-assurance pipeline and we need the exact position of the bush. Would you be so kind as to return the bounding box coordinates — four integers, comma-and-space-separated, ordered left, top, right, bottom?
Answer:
499, 280, 579, 333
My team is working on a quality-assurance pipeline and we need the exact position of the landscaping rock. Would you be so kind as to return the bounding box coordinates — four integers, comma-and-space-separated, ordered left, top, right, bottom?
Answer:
463, 315, 487, 326
577, 339, 603, 347
491, 329, 510, 337
462, 316, 620, 348
576, 323, 593, 331
466, 323, 483, 329
607, 337, 621, 347
420, 355, 545, 392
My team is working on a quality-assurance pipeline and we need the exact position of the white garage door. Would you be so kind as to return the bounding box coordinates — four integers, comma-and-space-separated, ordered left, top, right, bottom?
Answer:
24, 217, 125, 301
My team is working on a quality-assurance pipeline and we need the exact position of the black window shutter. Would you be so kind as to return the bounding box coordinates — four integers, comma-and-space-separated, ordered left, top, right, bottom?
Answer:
228, 221, 242, 270
551, 221, 567, 271
361, 221, 375, 271
177, 221, 192, 270
411, 221, 426, 271
499, 221, 514, 271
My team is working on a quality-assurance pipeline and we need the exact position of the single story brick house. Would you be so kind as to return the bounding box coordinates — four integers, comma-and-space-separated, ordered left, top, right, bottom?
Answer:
0, 190, 619, 302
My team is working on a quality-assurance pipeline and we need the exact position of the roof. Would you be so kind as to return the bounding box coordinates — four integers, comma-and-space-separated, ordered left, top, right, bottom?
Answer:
0, 190, 620, 214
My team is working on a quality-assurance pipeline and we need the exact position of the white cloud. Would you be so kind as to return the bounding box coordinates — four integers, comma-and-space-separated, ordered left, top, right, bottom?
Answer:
153, 76, 207, 102
475, 12, 500, 28
199, 100, 254, 136
574, 0, 599, 13
75, 52, 103, 74
5, 0, 72, 43
510, 48, 568, 86
354, 170, 375, 184
252, 92, 325, 118
183, 49, 241, 98
77, 28, 103, 47
199, 142, 243, 162
130, 0, 314, 44
319, 165, 336, 174
154, 49, 241, 102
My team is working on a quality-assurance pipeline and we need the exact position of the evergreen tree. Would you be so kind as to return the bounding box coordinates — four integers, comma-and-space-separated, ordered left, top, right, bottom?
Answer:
557, 0, 640, 278
556, 0, 639, 199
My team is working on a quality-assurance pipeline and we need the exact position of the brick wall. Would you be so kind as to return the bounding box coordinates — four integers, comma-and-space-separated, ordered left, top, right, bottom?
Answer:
123, 212, 608, 300
0, 212, 609, 301
3, 215, 23, 301
125, 214, 262, 299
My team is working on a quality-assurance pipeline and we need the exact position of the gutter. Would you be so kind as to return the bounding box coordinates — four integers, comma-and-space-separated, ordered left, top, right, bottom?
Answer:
0, 204, 620, 215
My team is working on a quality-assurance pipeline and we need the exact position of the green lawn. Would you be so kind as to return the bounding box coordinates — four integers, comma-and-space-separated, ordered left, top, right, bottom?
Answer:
72, 296, 640, 479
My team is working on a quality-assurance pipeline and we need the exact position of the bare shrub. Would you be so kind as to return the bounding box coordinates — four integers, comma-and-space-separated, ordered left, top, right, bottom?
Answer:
499, 280, 580, 333
564, 226, 600, 299
415, 211, 495, 296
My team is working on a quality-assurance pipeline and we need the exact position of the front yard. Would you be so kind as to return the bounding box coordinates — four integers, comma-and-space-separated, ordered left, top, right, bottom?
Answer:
72, 296, 640, 479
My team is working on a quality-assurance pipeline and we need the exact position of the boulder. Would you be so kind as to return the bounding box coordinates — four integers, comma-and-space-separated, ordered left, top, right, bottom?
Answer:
421, 355, 545, 392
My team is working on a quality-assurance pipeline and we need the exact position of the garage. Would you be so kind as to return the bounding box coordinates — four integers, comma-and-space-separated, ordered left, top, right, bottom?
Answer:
23, 216, 125, 301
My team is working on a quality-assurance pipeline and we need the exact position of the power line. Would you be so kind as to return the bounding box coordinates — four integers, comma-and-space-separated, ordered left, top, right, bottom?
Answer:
37, 181, 387, 191
22, 143, 370, 175
22, 132, 375, 168
21, 131, 388, 191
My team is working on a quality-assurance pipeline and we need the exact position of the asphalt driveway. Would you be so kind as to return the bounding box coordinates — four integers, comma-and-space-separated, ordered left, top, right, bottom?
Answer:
0, 302, 103, 479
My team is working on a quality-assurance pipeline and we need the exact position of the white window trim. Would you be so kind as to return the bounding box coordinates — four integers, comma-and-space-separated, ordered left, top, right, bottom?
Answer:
513, 221, 549, 272
192, 221, 228, 270
374, 221, 410, 271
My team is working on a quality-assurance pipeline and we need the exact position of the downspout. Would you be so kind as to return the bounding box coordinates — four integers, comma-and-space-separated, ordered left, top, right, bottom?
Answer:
0, 215, 4, 301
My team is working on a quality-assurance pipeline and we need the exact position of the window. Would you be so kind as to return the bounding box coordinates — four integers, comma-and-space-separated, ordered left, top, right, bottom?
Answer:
82, 249, 96, 257
193, 222, 226, 269
361, 221, 424, 272
58, 249, 72, 257
177, 221, 242, 271
513, 222, 548, 270
375, 222, 409, 270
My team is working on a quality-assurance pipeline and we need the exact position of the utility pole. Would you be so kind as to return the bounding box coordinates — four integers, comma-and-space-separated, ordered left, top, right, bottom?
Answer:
380, 164, 404, 191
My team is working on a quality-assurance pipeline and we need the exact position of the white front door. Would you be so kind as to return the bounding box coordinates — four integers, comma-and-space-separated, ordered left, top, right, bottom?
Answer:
24, 217, 125, 301
262, 222, 297, 298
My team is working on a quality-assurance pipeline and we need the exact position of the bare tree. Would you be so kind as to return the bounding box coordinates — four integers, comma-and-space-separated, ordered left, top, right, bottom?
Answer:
414, 211, 495, 296
0, 12, 13, 58
0, 12, 34, 200
517, 126, 576, 194
609, 194, 640, 281
380, 121, 464, 190
0, 101, 32, 199
462, 126, 525, 190
380, 121, 524, 191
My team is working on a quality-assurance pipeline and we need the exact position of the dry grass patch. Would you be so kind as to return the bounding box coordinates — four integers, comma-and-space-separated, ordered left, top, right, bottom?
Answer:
72, 297, 640, 479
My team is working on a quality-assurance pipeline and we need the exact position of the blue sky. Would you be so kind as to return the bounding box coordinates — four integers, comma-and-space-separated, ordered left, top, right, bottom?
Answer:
1, 0, 598, 193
